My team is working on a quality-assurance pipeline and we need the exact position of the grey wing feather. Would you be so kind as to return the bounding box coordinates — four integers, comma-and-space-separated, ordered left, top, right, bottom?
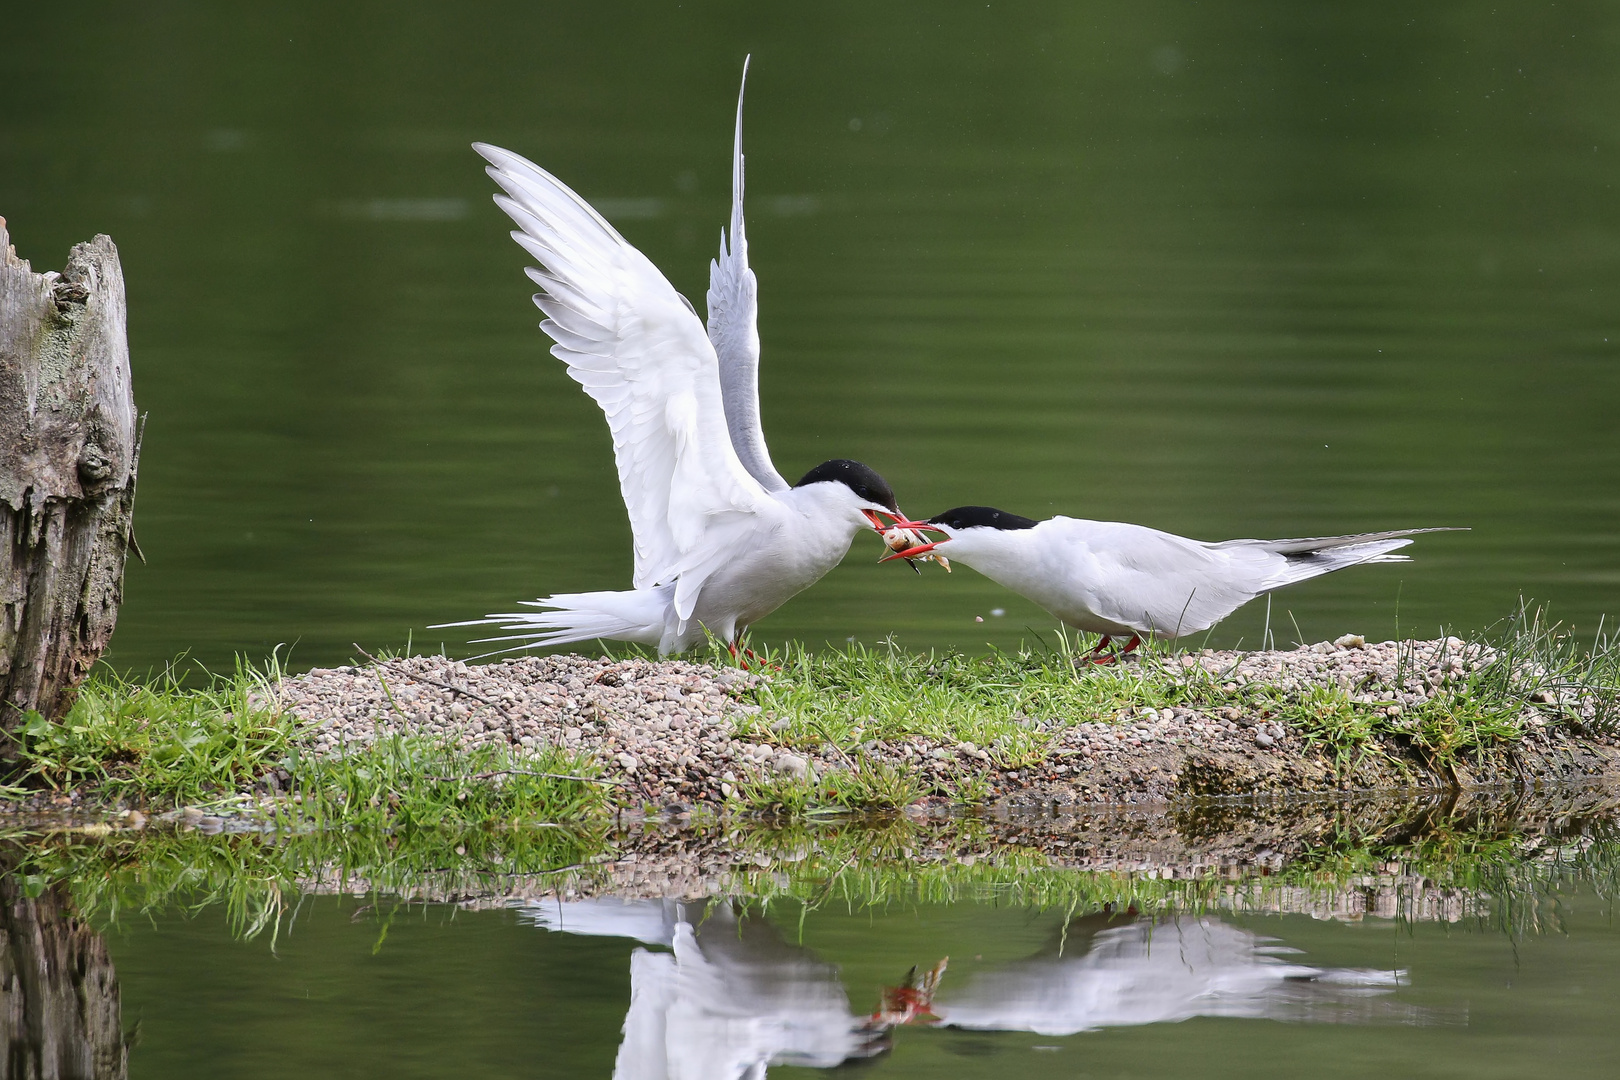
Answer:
1215, 527, 1468, 556
706, 55, 790, 494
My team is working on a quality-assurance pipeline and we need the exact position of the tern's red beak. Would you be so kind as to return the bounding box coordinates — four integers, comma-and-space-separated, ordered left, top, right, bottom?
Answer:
888, 518, 947, 534
865, 509, 919, 532
880, 540, 942, 562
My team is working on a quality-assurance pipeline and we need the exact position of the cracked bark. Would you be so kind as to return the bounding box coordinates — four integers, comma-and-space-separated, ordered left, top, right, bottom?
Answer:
0, 219, 139, 738
0, 873, 128, 1080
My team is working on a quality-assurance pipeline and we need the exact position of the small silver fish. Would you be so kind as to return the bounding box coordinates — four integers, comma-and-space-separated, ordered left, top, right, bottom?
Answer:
881, 527, 950, 572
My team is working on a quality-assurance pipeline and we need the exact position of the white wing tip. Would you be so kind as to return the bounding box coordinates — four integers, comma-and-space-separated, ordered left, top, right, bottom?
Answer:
472, 142, 514, 169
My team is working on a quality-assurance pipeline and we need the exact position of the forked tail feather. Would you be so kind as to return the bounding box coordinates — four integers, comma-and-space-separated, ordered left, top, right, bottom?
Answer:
1260, 537, 1417, 591
432, 585, 673, 656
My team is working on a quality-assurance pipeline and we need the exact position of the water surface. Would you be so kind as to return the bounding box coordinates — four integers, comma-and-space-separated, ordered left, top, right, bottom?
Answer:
3, 1, 1618, 666
76, 807, 1620, 1079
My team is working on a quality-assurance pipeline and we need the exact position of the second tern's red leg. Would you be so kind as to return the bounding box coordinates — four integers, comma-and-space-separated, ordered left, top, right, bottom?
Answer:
1081, 634, 1143, 666
742, 646, 781, 672
726, 639, 774, 672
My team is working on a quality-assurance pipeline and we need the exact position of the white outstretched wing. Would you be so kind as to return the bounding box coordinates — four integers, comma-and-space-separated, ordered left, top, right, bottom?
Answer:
705, 56, 790, 494
476, 142, 770, 597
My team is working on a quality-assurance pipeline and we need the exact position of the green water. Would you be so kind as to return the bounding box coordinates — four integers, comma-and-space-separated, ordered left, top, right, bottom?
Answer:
4, 3, 1619, 668
9, 8, 1620, 1071
95, 883, 1620, 1078
2, 791, 1612, 1077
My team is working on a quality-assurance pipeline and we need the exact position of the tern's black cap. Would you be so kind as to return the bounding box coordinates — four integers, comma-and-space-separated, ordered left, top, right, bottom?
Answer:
794, 459, 900, 514
927, 506, 1039, 531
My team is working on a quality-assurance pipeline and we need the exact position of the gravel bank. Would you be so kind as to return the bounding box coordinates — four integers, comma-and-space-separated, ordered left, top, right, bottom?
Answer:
275, 638, 1620, 809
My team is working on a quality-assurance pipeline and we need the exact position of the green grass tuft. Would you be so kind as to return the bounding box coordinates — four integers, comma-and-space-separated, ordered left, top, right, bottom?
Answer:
827, 759, 928, 812
735, 759, 927, 817
5, 658, 614, 832
282, 734, 612, 831
11, 657, 296, 805
731, 633, 1189, 767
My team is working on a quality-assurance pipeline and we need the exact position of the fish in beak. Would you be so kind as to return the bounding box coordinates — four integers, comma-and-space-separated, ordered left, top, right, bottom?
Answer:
856, 510, 927, 572
879, 519, 950, 572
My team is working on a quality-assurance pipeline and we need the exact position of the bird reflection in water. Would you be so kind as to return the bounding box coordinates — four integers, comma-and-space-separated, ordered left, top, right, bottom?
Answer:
518, 899, 1429, 1079
935, 912, 1418, 1035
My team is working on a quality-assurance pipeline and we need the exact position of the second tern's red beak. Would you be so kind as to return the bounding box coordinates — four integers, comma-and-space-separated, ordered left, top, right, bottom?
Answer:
880, 539, 943, 562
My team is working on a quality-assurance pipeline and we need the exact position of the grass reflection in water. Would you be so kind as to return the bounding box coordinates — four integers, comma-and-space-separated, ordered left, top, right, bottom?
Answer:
5, 788, 1619, 1078
9, 787, 1617, 944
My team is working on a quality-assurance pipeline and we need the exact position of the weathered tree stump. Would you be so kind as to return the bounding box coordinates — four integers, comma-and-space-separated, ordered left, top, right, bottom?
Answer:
0, 219, 138, 734
0, 874, 128, 1080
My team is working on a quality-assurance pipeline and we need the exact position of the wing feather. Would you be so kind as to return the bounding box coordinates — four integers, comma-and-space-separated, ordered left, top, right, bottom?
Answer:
1213, 527, 1466, 555
475, 141, 769, 592
705, 56, 790, 494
